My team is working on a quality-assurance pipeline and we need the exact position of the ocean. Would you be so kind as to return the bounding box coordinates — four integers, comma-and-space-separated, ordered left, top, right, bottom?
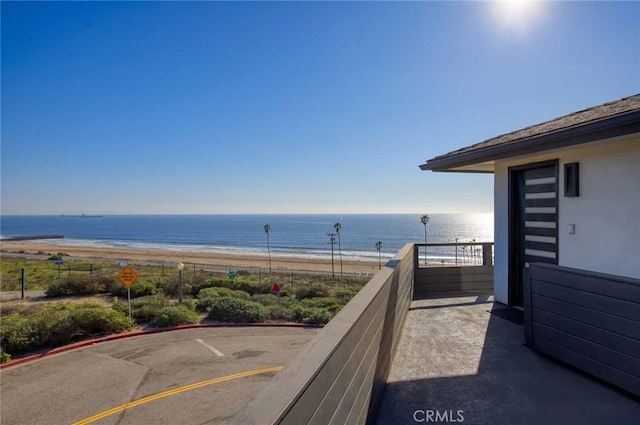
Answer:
0, 214, 493, 263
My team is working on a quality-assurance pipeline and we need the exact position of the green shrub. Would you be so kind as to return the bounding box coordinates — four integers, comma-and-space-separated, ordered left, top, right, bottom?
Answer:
112, 279, 157, 298
194, 277, 231, 295
300, 297, 345, 314
197, 287, 250, 312
0, 314, 35, 353
187, 271, 209, 292
198, 287, 250, 300
0, 303, 134, 355
265, 304, 295, 322
132, 280, 158, 297
250, 294, 296, 307
68, 304, 134, 336
95, 275, 120, 294
34, 306, 76, 346
181, 283, 193, 298
45, 275, 106, 297
302, 308, 333, 325
232, 280, 273, 295
1, 351, 11, 363
112, 299, 129, 316
151, 305, 200, 327
113, 294, 200, 325
181, 298, 197, 312
207, 297, 266, 323
129, 295, 171, 323
291, 305, 334, 324
150, 277, 174, 295
294, 285, 330, 300
331, 287, 361, 303
153, 277, 191, 298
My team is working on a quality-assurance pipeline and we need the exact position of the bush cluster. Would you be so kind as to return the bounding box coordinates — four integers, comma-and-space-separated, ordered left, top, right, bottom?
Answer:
294, 285, 330, 300
330, 286, 361, 303
300, 297, 345, 314
207, 297, 266, 323
112, 294, 201, 328
151, 305, 200, 327
192, 277, 231, 295
232, 280, 273, 295
222, 293, 339, 325
6, 262, 367, 358
265, 304, 296, 321
0, 303, 134, 355
112, 294, 169, 323
291, 305, 334, 324
199, 287, 251, 300
46, 275, 106, 297
196, 287, 250, 312
250, 294, 294, 307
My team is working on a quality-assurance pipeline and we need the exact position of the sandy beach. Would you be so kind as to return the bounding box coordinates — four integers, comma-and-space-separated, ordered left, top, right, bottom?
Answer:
0, 241, 381, 275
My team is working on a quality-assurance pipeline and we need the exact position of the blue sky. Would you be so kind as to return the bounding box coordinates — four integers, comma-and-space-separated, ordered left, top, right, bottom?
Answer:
2, 1, 638, 215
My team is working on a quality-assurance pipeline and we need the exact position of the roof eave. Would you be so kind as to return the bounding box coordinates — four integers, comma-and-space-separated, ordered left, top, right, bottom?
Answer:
420, 110, 640, 173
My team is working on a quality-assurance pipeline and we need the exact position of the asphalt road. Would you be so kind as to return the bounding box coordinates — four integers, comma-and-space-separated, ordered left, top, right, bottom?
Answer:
0, 327, 319, 425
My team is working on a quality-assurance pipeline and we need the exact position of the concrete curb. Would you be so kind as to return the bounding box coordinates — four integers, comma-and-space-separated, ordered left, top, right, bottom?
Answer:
0, 323, 323, 369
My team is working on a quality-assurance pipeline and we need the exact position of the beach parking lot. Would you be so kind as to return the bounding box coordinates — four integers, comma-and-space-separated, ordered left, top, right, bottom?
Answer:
0, 326, 319, 425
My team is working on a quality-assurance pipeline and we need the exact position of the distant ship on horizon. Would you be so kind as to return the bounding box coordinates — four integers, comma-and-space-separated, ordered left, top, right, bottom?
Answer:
59, 214, 104, 218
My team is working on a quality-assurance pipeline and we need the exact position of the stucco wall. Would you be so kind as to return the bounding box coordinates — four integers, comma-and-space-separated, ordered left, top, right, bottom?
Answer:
494, 135, 640, 305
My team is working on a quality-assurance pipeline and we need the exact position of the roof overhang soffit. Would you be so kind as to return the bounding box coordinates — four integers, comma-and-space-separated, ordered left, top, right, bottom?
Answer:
420, 110, 640, 174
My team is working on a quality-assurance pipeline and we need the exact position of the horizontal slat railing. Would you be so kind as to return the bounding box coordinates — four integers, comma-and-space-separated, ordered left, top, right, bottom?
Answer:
230, 243, 415, 425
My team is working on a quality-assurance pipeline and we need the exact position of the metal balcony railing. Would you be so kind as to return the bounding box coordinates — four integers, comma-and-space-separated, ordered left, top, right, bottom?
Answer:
414, 241, 494, 267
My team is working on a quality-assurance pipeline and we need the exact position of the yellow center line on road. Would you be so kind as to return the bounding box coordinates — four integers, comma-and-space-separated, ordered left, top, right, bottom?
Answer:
72, 366, 283, 425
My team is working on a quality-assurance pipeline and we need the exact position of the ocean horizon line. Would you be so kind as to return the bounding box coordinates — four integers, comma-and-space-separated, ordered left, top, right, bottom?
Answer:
0, 212, 494, 217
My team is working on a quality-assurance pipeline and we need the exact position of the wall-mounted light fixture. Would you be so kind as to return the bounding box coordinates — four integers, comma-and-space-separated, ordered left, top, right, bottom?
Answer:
564, 162, 579, 197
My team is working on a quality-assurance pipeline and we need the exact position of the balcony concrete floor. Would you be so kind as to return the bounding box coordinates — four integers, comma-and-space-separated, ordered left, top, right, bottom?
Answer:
376, 292, 640, 425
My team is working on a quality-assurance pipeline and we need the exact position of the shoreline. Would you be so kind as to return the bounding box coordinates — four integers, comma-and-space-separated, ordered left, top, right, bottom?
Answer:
0, 241, 382, 275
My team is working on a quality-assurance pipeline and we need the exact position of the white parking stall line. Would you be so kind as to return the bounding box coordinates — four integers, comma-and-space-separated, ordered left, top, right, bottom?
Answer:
194, 338, 225, 357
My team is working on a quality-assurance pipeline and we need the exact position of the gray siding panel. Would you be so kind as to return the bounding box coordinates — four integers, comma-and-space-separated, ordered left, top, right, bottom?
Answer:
526, 263, 640, 397
532, 294, 640, 340
533, 323, 640, 376
535, 337, 640, 397
532, 265, 640, 302
533, 310, 640, 358
533, 281, 640, 322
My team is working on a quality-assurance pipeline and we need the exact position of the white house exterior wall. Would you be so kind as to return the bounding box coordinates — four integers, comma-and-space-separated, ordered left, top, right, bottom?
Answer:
493, 135, 640, 305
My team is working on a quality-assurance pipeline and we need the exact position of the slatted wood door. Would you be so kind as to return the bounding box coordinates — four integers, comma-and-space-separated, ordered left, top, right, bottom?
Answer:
510, 162, 559, 306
